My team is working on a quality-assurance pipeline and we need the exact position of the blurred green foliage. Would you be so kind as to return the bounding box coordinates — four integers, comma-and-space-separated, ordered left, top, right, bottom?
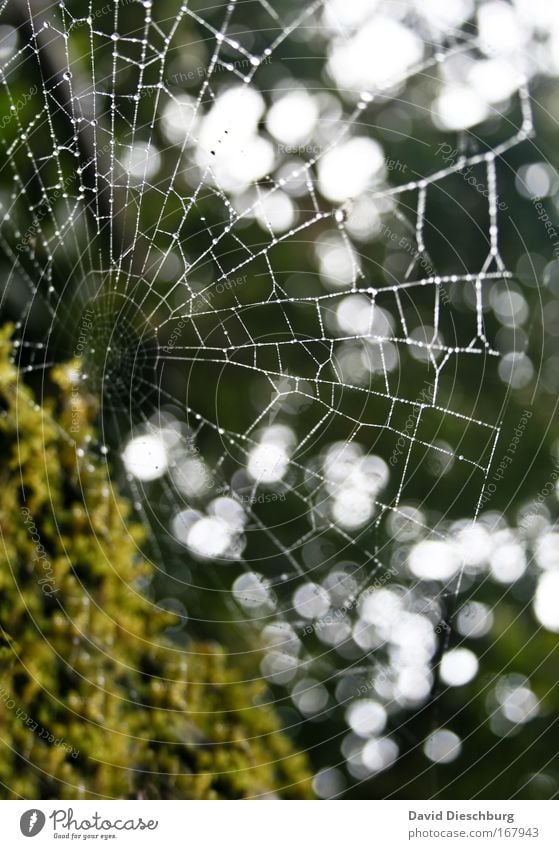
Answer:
0, 325, 312, 798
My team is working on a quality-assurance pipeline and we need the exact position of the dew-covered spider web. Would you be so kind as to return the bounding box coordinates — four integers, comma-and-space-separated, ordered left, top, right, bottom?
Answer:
0, 0, 534, 795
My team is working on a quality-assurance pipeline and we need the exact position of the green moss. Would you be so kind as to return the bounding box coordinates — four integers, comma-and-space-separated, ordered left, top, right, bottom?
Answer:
0, 325, 312, 799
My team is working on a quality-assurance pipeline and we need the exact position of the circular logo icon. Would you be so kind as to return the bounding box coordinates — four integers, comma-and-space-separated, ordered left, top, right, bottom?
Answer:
20, 810, 46, 837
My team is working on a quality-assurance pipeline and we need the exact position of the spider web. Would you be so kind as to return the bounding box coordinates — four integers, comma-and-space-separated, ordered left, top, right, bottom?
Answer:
0, 0, 534, 794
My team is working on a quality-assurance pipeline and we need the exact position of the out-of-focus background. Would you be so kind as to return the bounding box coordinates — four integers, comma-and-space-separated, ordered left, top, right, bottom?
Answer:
1, 0, 559, 799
